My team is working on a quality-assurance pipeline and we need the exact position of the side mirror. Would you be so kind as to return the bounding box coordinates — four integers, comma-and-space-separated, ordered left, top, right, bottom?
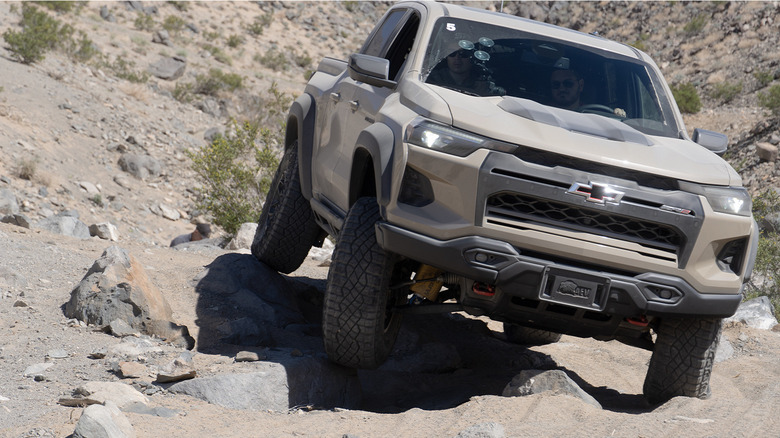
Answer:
348, 53, 397, 88
692, 128, 728, 156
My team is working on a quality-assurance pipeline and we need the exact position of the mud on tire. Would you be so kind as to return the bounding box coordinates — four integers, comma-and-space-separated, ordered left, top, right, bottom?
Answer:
322, 197, 408, 369
643, 317, 722, 405
251, 141, 322, 274
503, 323, 562, 346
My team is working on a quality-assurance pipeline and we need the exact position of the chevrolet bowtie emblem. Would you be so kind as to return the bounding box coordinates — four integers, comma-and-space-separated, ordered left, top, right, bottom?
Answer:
567, 182, 624, 205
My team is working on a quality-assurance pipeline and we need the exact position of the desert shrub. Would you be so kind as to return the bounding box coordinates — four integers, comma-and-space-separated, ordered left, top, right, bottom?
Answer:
746, 190, 780, 316
65, 31, 99, 63
33, 1, 83, 14
709, 81, 743, 104
255, 47, 289, 71
754, 70, 775, 88
3, 3, 74, 64
188, 120, 279, 235
134, 12, 155, 31
293, 51, 312, 69
671, 82, 701, 114
203, 31, 219, 42
343, 1, 358, 12
14, 158, 37, 181
683, 14, 708, 35
246, 12, 273, 36
167, 1, 188, 12
104, 56, 150, 83
630, 33, 649, 52
162, 15, 186, 34
758, 84, 780, 116
203, 44, 231, 65
172, 82, 194, 103
227, 34, 244, 48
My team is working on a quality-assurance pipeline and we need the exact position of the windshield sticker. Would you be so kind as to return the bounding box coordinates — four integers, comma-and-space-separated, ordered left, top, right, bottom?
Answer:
446, 23, 456, 31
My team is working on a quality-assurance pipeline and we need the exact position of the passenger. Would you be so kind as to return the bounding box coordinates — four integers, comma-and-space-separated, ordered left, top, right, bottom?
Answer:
427, 41, 502, 96
550, 68, 584, 110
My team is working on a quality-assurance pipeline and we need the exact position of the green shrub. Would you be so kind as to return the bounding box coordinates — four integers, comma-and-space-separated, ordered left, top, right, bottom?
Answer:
203, 44, 231, 65
709, 81, 742, 104
3, 3, 73, 64
167, 1, 188, 12
172, 82, 194, 103
162, 15, 186, 34
33, 1, 82, 13
747, 190, 780, 316
754, 70, 775, 88
629, 33, 650, 52
671, 82, 701, 114
255, 47, 289, 71
192, 68, 244, 96
758, 84, 780, 116
134, 12, 155, 31
227, 34, 244, 48
293, 51, 312, 69
683, 14, 708, 35
246, 12, 273, 36
188, 120, 279, 235
14, 158, 37, 180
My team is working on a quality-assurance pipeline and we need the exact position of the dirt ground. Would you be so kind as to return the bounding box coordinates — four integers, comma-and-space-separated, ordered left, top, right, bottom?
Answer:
1, 222, 779, 437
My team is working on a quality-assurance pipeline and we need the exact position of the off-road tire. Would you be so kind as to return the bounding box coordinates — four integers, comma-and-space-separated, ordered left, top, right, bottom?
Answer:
322, 197, 406, 369
251, 141, 321, 274
643, 317, 722, 405
503, 323, 562, 346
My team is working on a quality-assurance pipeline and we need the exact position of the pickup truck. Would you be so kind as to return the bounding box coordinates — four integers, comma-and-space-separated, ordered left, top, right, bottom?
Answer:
251, 0, 758, 405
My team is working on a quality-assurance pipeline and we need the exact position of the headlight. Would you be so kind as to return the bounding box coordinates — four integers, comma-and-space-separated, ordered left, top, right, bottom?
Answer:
702, 186, 752, 217
405, 118, 516, 157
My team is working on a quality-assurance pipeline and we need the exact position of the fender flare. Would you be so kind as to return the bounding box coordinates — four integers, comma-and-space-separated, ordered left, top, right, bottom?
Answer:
287, 93, 316, 200
353, 123, 396, 207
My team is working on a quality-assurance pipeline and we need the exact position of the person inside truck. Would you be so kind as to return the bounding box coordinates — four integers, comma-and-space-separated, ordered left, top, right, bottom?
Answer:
426, 39, 503, 96
549, 67, 584, 110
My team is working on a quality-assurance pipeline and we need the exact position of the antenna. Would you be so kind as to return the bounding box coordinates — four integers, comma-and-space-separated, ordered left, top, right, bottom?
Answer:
500, 0, 504, 13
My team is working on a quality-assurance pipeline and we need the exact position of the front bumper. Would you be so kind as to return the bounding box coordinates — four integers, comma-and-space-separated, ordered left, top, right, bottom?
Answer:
376, 222, 742, 336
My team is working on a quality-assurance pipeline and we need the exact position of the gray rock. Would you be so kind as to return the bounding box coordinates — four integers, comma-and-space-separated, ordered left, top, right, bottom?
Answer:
109, 319, 140, 338
72, 401, 135, 438
89, 223, 120, 241
148, 56, 186, 80
455, 422, 506, 438
196, 98, 224, 118
0, 266, 28, 289
36, 215, 90, 239
152, 29, 171, 46
226, 222, 257, 250
502, 369, 602, 409
203, 127, 223, 142
756, 142, 778, 162
75, 382, 148, 409
725, 296, 778, 330
715, 337, 734, 363
23, 363, 54, 379
117, 154, 161, 180
157, 203, 180, 221
167, 353, 360, 411
0, 188, 19, 215
1, 213, 32, 228
65, 246, 194, 348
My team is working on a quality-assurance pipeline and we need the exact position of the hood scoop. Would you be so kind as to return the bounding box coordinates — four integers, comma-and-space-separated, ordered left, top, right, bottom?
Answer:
497, 96, 654, 146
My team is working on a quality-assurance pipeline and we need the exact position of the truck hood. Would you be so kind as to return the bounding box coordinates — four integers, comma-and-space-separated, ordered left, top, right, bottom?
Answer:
428, 90, 737, 187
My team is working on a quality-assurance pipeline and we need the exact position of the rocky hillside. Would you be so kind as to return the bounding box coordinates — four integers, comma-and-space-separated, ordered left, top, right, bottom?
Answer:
0, 1, 779, 248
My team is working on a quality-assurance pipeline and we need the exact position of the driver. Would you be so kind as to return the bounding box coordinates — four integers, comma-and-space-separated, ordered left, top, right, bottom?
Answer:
550, 68, 584, 110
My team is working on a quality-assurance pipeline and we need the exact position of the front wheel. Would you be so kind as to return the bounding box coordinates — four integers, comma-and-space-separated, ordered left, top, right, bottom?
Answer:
643, 317, 722, 405
251, 141, 322, 274
322, 197, 408, 369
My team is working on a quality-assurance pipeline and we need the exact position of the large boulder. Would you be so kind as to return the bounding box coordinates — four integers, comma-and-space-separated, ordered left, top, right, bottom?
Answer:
37, 215, 90, 239
0, 188, 19, 215
64, 246, 194, 348
117, 153, 161, 180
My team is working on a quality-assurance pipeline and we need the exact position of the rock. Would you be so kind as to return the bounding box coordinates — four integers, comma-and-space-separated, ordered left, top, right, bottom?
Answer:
75, 382, 148, 409
72, 401, 135, 438
455, 422, 506, 438
502, 369, 602, 409
715, 337, 734, 363
226, 222, 257, 250
725, 296, 778, 330
203, 127, 223, 142
118, 361, 147, 379
1, 213, 32, 228
0, 188, 20, 215
117, 154, 162, 180
90, 223, 120, 241
152, 29, 172, 46
148, 56, 186, 80
168, 353, 360, 411
23, 363, 54, 379
157, 203, 180, 221
47, 349, 69, 359
235, 351, 261, 362
109, 318, 140, 338
36, 215, 90, 239
756, 142, 778, 162
113, 174, 134, 190
79, 181, 101, 195
64, 246, 195, 348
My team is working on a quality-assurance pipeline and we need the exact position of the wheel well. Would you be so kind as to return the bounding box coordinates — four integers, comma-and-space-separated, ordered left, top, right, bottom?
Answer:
350, 148, 377, 205
285, 115, 298, 148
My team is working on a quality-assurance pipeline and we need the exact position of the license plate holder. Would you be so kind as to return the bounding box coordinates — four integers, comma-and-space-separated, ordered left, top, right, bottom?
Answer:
538, 267, 610, 311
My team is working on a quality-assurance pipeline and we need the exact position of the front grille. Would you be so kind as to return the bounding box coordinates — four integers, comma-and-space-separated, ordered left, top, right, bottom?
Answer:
486, 191, 683, 253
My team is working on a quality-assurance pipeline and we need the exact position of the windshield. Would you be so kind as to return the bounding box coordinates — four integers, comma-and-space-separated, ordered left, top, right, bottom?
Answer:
422, 17, 681, 138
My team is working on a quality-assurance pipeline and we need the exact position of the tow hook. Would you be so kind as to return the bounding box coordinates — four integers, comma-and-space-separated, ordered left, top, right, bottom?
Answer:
472, 282, 496, 297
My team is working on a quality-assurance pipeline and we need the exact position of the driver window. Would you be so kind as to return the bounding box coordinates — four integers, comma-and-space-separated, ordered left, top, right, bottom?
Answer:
362, 9, 407, 58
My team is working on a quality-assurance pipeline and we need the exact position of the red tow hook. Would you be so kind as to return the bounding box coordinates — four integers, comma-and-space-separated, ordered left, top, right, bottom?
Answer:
626, 315, 649, 327
472, 282, 496, 297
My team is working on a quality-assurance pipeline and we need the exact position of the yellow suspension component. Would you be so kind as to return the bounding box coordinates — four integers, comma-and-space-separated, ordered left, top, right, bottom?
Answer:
409, 264, 444, 301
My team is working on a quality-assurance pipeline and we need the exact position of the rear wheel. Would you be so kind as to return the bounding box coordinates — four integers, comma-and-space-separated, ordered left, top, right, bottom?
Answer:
322, 197, 408, 369
503, 323, 562, 346
251, 141, 322, 274
643, 317, 722, 405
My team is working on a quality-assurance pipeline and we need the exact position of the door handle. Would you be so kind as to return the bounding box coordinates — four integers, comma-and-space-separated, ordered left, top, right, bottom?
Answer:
330, 92, 340, 102
349, 100, 359, 111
